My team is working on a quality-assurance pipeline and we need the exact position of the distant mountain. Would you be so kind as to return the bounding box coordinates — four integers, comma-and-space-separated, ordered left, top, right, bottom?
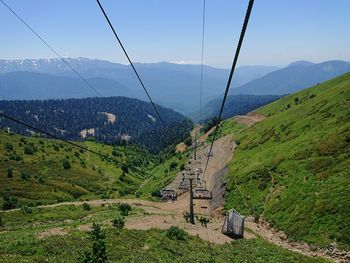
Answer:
0, 58, 279, 114
232, 60, 350, 95
190, 94, 281, 122
0, 71, 142, 100
0, 97, 193, 153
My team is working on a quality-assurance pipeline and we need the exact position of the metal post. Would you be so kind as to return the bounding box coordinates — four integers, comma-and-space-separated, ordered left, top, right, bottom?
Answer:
194, 140, 197, 160
189, 178, 195, 224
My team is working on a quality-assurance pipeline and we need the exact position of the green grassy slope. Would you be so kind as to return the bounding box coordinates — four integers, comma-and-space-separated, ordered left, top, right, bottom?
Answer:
222, 73, 350, 249
0, 204, 326, 262
0, 131, 186, 208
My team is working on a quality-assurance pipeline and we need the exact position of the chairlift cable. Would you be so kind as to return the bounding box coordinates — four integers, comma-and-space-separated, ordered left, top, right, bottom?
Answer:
203, 0, 255, 176
0, 112, 120, 164
0, 0, 103, 97
96, 0, 167, 129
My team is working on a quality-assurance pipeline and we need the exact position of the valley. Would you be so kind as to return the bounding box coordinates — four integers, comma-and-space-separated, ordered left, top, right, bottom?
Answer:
0, 71, 349, 262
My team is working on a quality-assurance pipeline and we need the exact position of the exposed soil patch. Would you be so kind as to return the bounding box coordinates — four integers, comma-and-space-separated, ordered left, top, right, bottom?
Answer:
37, 227, 68, 239
234, 112, 266, 127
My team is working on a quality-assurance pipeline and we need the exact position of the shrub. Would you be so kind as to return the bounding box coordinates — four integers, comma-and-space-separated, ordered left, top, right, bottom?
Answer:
111, 217, 124, 230
118, 203, 131, 216
2, 195, 19, 210
4, 142, 13, 151
169, 161, 178, 171
62, 159, 71, 169
166, 226, 186, 240
0, 214, 4, 227
21, 205, 33, 214
7, 168, 13, 178
199, 216, 210, 228
82, 203, 91, 211
53, 145, 60, 152
80, 223, 107, 263
24, 143, 37, 155
20, 172, 30, 180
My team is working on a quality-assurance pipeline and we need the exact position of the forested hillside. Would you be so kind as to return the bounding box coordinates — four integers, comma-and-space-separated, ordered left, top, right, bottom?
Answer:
220, 73, 350, 249
0, 97, 193, 153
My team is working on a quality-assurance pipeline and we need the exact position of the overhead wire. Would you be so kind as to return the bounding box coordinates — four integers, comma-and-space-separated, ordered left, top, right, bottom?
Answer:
0, 0, 103, 97
95, 0, 167, 129
1, 0, 166, 130
0, 112, 120, 164
203, 0, 255, 176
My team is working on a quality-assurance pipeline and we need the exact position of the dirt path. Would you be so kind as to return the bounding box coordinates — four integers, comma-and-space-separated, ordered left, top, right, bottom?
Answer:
245, 217, 350, 263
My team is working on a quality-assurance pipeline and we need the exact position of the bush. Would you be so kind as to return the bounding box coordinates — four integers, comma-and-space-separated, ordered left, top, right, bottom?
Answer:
166, 226, 186, 240
4, 142, 13, 151
83, 203, 91, 211
0, 214, 4, 227
62, 159, 71, 169
2, 195, 18, 210
118, 203, 131, 216
21, 205, 33, 214
20, 171, 30, 180
80, 223, 107, 263
24, 143, 37, 155
199, 216, 210, 228
169, 161, 178, 171
7, 168, 13, 178
111, 217, 124, 230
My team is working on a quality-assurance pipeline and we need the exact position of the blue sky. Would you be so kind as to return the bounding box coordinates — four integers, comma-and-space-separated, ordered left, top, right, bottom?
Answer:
1, 0, 349, 68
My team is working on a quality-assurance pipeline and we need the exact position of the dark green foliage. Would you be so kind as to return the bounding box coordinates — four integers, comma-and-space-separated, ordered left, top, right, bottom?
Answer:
81, 223, 107, 263
24, 143, 37, 155
0, 214, 3, 227
198, 216, 210, 228
184, 136, 192, 147
62, 159, 71, 169
111, 217, 125, 230
118, 203, 131, 216
201, 116, 221, 133
2, 194, 18, 210
20, 171, 30, 180
0, 97, 193, 153
4, 142, 13, 151
20, 205, 33, 214
82, 203, 91, 211
183, 212, 190, 223
6, 167, 13, 178
169, 161, 177, 171
166, 226, 186, 240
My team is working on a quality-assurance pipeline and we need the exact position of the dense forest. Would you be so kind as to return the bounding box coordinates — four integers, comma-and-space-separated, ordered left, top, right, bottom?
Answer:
0, 96, 193, 153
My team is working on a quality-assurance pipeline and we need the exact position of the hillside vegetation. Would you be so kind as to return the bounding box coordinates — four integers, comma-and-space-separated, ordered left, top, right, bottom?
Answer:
0, 96, 193, 153
221, 73, 350, 249
0, 130, 186, 209
0, 203, 326, 262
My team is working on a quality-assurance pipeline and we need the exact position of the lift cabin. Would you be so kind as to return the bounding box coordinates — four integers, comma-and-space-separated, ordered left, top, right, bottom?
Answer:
221, 209, 244, 239
160, 189, 177, 202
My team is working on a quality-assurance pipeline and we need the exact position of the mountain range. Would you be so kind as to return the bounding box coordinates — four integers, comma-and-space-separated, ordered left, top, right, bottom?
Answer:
231, 60, 350, 95
0, 58, 278, 114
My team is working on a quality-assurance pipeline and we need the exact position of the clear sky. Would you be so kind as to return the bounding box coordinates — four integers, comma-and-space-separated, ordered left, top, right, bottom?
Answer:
0, 0, 349, 68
